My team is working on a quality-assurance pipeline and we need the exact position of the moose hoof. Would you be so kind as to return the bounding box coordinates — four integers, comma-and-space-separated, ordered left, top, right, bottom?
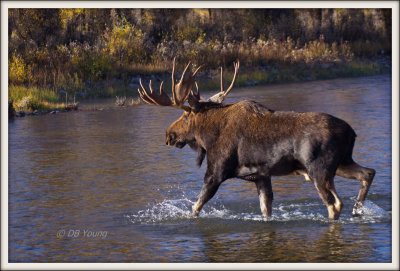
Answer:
191, 212, 199, 218
328, 205, 340, 220
352, 202, 364, 216
352, 208, 363, 217
191, 208, 200, 218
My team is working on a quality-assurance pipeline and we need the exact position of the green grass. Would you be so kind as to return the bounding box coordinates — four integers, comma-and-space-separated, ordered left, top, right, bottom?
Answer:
9, 85, 69, 112
8, 59, 386, 114
9, 85, 58, 103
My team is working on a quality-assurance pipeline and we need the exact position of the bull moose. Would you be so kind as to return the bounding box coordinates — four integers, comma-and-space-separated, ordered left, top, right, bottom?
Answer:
137, 59, 375, 220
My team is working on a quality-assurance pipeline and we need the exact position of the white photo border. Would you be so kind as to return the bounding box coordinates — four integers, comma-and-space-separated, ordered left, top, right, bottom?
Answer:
1, 1, 399, 270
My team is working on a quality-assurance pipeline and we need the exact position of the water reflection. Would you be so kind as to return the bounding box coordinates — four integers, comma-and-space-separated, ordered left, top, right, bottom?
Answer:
8, 75, 391, 262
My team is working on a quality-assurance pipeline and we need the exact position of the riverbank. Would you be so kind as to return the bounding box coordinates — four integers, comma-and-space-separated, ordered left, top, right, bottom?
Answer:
8, 56, 391, 118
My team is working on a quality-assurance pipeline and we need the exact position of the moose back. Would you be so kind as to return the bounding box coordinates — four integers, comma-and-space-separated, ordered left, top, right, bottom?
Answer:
137, 59, 375, 220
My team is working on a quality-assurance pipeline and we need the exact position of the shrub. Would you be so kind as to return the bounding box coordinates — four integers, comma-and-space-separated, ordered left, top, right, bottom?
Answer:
104, 22, 146, 64
8, 55, 32, 85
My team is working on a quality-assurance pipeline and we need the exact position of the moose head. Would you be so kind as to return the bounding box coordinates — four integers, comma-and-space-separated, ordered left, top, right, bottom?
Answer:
138, 58, 240, 165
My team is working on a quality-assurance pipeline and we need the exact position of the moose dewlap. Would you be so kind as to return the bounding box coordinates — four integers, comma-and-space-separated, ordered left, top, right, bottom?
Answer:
137, 59, 375, 220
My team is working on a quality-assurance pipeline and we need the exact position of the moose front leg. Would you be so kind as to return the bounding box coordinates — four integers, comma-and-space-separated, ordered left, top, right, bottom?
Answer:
255, 177, 273, 217
192, 177, 221, 217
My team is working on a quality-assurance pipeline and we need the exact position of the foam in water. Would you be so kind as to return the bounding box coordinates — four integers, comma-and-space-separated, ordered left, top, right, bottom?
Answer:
125, 197, 390, 225
348, 198, 391, 223
124, 199, 230, 224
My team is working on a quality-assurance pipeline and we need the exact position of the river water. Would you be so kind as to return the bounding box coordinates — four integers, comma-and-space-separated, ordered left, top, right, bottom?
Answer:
8, 75, 392, 263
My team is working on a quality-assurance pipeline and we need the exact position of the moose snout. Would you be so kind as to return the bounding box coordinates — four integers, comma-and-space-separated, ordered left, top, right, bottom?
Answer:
166, 133, 186, 148
165, 134, 176, 146
165, 138, 173, 145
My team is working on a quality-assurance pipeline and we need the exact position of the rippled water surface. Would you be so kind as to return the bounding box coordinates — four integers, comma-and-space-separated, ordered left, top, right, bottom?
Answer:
8, 75, 392, 262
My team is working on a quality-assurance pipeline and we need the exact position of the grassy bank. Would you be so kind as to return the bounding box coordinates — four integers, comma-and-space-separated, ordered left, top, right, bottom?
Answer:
9, 85, 78, 116
198, 58, 388, 91
9, 57, 389, 116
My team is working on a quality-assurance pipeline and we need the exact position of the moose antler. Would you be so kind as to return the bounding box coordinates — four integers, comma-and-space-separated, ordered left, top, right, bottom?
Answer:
208, 60, 240, 103
137, 58, 202, 110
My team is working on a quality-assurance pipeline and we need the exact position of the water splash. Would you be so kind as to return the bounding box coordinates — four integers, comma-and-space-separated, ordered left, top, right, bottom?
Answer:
348, 198, 391, 224
125, 198, 390, 225
125, 199, 192, 224
124, 199, 230, 224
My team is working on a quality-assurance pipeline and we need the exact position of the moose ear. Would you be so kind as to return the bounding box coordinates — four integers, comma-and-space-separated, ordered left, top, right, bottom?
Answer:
188, 91, 201, 113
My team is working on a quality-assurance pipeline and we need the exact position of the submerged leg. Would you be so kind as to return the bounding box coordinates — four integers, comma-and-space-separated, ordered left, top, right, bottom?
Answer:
336, 162, 375, 216
255, 177, 273, 217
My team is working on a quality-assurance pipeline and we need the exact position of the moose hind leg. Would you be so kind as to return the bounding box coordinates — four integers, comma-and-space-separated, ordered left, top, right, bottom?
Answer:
255, 177, 273, 217
311, 176, 341, 220
327, 180, 343, 215
336, 162, 375, 216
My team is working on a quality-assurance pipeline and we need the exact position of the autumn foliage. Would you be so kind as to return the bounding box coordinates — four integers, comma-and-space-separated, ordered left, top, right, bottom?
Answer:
8, 9, 391, 103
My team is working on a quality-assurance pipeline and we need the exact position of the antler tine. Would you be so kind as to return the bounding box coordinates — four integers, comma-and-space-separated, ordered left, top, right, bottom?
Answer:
139, 78, 158, 105
188, 65, 203, 102
138, 78, 172, 106
138, 80, 155, 105
137, 88, 153, 104
172, 60, 198, 107
220, 67, 224, 93
224, 60, 240, 96
159, 80, 164, 94
207, 60, 240, 103
139, 78, 150, 100
171, 57, 177, 103
149, 80, 154, 94
179, 61, 192, 84
192, 65, 203, 78
139, 78, 146, 92
191, 81, 201, 100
